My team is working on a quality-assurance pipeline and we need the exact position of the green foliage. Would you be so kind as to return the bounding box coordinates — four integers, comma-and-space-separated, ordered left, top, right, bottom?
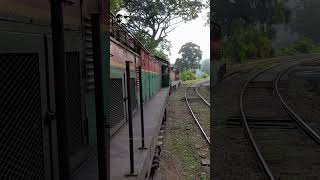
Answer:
290, 0, 320, 42
134, 33, 171, 59
292, 37, 315, 53
124, 0, 203, 52
174, 42, 203, 71
202, 73, 209, 79
224, 23, 273, 63
111, 0, 123, 14
213, 1, 281, 37
272, 0, 291, 24
205, 0, 210, 26
200, 59, 210, 74
180, 70, 196, 81
312, 45, 320, 53
276, 37, 317, 56
153, 49, 169, 60
276, 47, 298, 56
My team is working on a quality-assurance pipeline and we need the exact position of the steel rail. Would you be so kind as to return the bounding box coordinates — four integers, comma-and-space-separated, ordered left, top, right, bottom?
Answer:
185, 85, 210, 144
240, 56, 319, 180
240, 69, 276, 180
275, 58, 320, 145
195, 83, 210, 107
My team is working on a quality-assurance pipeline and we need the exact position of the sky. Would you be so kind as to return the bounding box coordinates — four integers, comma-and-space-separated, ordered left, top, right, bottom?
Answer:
166, 4, 210, 64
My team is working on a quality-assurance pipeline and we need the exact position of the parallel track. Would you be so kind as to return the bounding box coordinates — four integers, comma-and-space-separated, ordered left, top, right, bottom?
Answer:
240, 56, 320, 179
195, 81, 210, 107
185, 83, 210, 144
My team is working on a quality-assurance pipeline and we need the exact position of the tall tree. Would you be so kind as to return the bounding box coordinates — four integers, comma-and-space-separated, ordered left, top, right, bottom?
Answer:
111, 0, 123, 14
123, 0, 203, 52
289, 0, 320, 42
201, 59, 210, 74
213, 0, 279, 36
174, 42, 203, 71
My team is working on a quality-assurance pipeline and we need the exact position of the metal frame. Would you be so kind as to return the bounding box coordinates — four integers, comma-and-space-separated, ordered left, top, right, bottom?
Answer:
109, 77, 127, 136
91, 13, 107, 180
125, 61, 137, 176
138, 66, 147, 149
0, 29, 52, 180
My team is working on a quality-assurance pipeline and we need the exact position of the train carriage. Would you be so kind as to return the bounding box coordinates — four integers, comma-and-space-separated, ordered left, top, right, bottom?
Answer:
109, 13, 168, 136
0, 0, 108, 179
109, 22, 140, 134
1, 1, 173, 179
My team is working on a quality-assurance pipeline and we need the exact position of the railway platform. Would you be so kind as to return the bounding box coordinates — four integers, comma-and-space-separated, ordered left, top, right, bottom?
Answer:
72, 87, 169, 180
110, 87, 169, 179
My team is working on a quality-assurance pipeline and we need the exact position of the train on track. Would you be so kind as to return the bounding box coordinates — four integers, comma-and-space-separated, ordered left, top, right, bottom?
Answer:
0, 1, 179, 179
0, 1, 109, 179
110, 13, 180, 134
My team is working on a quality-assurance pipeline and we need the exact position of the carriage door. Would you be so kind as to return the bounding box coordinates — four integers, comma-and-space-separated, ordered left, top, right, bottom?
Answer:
0, 31, 52, 179
109, 76, 126, 135
46, 33, 89, 175
60, 34, 89, 173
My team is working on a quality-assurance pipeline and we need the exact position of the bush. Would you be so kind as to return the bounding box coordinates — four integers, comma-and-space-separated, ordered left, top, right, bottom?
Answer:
312, 45, 320, 53
275, 37, 316, 56
181, 70, 197, 81
224, 22, 273, 63
202, 73, 209, 78
292, 37, 314, 53
276, 46, 298, 56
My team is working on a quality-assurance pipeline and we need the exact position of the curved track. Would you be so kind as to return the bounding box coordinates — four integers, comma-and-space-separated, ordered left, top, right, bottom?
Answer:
240, 56, 320, 179
195, 81, 210, 107
185, 82, 210, 144
275, 63, 320, 144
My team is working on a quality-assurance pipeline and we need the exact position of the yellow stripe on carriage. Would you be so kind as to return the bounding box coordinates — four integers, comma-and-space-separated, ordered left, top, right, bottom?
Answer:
110, 61, 160, 74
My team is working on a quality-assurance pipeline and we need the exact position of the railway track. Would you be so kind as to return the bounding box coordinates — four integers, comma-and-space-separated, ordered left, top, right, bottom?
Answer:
195, 81, 210, 107
278, 60, 320, 136
240, 57, 320, 179
185, 81, 210, 144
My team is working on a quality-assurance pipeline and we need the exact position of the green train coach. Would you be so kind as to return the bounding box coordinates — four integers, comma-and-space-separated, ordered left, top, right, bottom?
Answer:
109, 13, 170, 135
0, 0, 109, 179
0, 0, 172, 178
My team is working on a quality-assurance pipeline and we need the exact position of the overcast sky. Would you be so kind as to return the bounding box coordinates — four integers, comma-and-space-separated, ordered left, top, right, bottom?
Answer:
166, 4, 210, 64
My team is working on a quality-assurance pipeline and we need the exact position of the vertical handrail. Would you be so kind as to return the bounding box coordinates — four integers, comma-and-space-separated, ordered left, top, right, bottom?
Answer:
125, 61, 135, 175
138, 66, 147, 149
91, 13, 107, 180
49, 0, 70, 179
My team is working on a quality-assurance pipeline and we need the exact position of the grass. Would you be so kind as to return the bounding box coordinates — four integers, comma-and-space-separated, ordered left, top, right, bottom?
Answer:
182, 77, 210, 85
169, 137, 200, 179
162, 85, 209, 179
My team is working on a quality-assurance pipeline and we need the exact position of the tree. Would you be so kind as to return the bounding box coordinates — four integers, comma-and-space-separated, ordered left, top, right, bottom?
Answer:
201, 59, 210, 74
224, 23, 272, 62
289, 0, 320, 42
213, 0, 281, 37
205, 0, 210, 26
123, 0, 203, 51
292, 37, 315, 53
174, 42, 202, 72
111, 0, 123, 14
